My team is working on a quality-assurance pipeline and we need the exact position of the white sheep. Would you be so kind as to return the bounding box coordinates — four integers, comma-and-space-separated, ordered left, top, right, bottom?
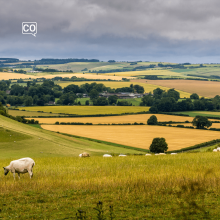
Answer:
159, 153, 166, 155
145, 154, 152, 156
171, 153, 177, 155
119, 154, 127, 157
3, 158, 35, 179
213, 149, 218, 152
103, 154, 112, 157
79, 152, 90, 157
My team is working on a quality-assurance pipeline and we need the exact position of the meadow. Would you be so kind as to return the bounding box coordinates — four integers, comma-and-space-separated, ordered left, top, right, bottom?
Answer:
18, 106, 150, 115
1, 154, 220, 219
57, 81, 191, 98
41, 124, 220, 151
133, 79, 220, 98
28, 113, 196, 124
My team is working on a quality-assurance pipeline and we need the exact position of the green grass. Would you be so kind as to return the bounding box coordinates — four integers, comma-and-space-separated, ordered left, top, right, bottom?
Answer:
0, 115, 144, 159
171, 111, 220, 118
1, 154, 220, 219
117, 97, 142, 106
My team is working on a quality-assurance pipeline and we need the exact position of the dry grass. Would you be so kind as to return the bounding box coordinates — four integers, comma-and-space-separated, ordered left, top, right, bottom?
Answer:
131, 79, 220, 98
18, 106, 150, 115
41, 125, 220, 151
28, 114, 196, 124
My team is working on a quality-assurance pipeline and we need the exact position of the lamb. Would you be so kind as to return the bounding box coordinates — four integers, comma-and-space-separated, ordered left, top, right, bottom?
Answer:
79, 152, 90, 157
3, 157, 35, 179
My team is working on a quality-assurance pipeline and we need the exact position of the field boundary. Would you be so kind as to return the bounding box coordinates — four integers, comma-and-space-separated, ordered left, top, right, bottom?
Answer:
57, 132, 150, 153
168, 139, 220, 153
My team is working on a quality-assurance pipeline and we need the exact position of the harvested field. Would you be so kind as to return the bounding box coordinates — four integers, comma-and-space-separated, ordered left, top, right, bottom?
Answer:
8, 110, 65, 117
102, 69, 181, 77
58, 81, 191, 98
131, 79, 220, 98
41, 125, 220, 151
29, 114, 196, 124
18, 106, 150, 115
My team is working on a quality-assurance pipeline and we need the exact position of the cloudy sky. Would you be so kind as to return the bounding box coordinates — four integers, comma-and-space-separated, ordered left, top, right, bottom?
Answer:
1, 0, 220, 63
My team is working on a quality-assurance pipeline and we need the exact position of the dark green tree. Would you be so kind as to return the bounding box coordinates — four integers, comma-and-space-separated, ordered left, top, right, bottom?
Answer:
147, 115, 158, 125
89, 89, 99, 99
190, 93, 199, 99
108, 95, 118, 105
192, 116, 212, 129
149, 138, 168, 153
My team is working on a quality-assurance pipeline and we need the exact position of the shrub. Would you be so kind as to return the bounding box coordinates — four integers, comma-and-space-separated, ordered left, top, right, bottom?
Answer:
147, 115, 158, 125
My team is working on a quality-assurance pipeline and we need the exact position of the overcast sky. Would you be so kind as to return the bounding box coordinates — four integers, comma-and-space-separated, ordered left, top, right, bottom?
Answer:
1, 0, 220, 63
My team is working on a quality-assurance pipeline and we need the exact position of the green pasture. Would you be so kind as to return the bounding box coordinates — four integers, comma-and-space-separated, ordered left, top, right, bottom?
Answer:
171, 111, 220, 118
0, 153, 220, 219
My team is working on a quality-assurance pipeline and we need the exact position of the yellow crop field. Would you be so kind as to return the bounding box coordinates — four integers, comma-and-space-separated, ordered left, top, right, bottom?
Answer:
29, 114, 196, 124
41, 125, 220, 151
133, 79, 220, 98
58, 81, 191, 98
102, 69, 181, 77
18, 106, 150, 115
8, 110, 65, 117
0, 72, 35, 80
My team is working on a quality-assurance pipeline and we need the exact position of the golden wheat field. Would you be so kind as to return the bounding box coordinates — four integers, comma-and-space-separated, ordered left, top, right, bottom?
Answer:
0, 72, 35, 80
18, 106, 150, 115
131, 79, 220, 98
28, 114, 196, 124
41, 125, 220, 151
57, 81, 191, 98
102, 69, 181, 77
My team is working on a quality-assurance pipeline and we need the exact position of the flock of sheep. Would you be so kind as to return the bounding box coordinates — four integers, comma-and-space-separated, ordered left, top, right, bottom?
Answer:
79, 152, 178, 157
213, 147, 220, 152
3, 153, 179, 179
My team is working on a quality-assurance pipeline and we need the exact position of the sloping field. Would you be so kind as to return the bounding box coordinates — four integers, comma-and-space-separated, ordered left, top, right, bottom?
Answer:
131, 79, 220, 98
18, 106, 150, 115
29, 114, 196, 124
58, 81, 191, 98
8, 109, 65, 117
42, 125, 220, 151
101, 69, 181, 77
0, 116, 142, 158
0, 72, 133, 81
0, 72, 35, 80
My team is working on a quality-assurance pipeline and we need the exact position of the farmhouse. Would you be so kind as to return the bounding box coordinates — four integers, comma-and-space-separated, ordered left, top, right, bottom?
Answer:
99, 92, 144, 99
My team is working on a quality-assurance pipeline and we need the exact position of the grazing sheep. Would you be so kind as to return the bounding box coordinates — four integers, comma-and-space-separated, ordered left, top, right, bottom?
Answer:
145, 154, 152, 156
217, 147, 220, 151
3, 158, 35, 179
119, 154, 127, 157
213, 149, 218, 152
171, 153, 177, 155
159, 153, 166, 155
79, 152, 90, 157
103, 154, 112, 157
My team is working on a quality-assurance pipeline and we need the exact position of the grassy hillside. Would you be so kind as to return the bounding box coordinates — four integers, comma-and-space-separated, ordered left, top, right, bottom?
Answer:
1, 154, 220, 219
0, 115, 143, 159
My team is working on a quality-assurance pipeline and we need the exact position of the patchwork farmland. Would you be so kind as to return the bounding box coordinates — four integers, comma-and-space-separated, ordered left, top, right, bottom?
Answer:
41, 124, 220, 151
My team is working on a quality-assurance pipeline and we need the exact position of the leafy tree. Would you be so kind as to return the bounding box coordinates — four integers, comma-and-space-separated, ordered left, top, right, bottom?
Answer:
134, 85, 144, 93
166, 89, 180, 101
147, 115, 158, 125
93, 97, 108, 106
149, 106, 158, 113
141, 94, 154, 106
117, 100, 132, 106
153, 88, 164, 99
149, 138, 168, 153
85, 100, 90, 105
89, 89, 99, 99
190, 93, 199, 99
24, 96, 33, 106
192, 116, 212, 129
108, 95, 118, 105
